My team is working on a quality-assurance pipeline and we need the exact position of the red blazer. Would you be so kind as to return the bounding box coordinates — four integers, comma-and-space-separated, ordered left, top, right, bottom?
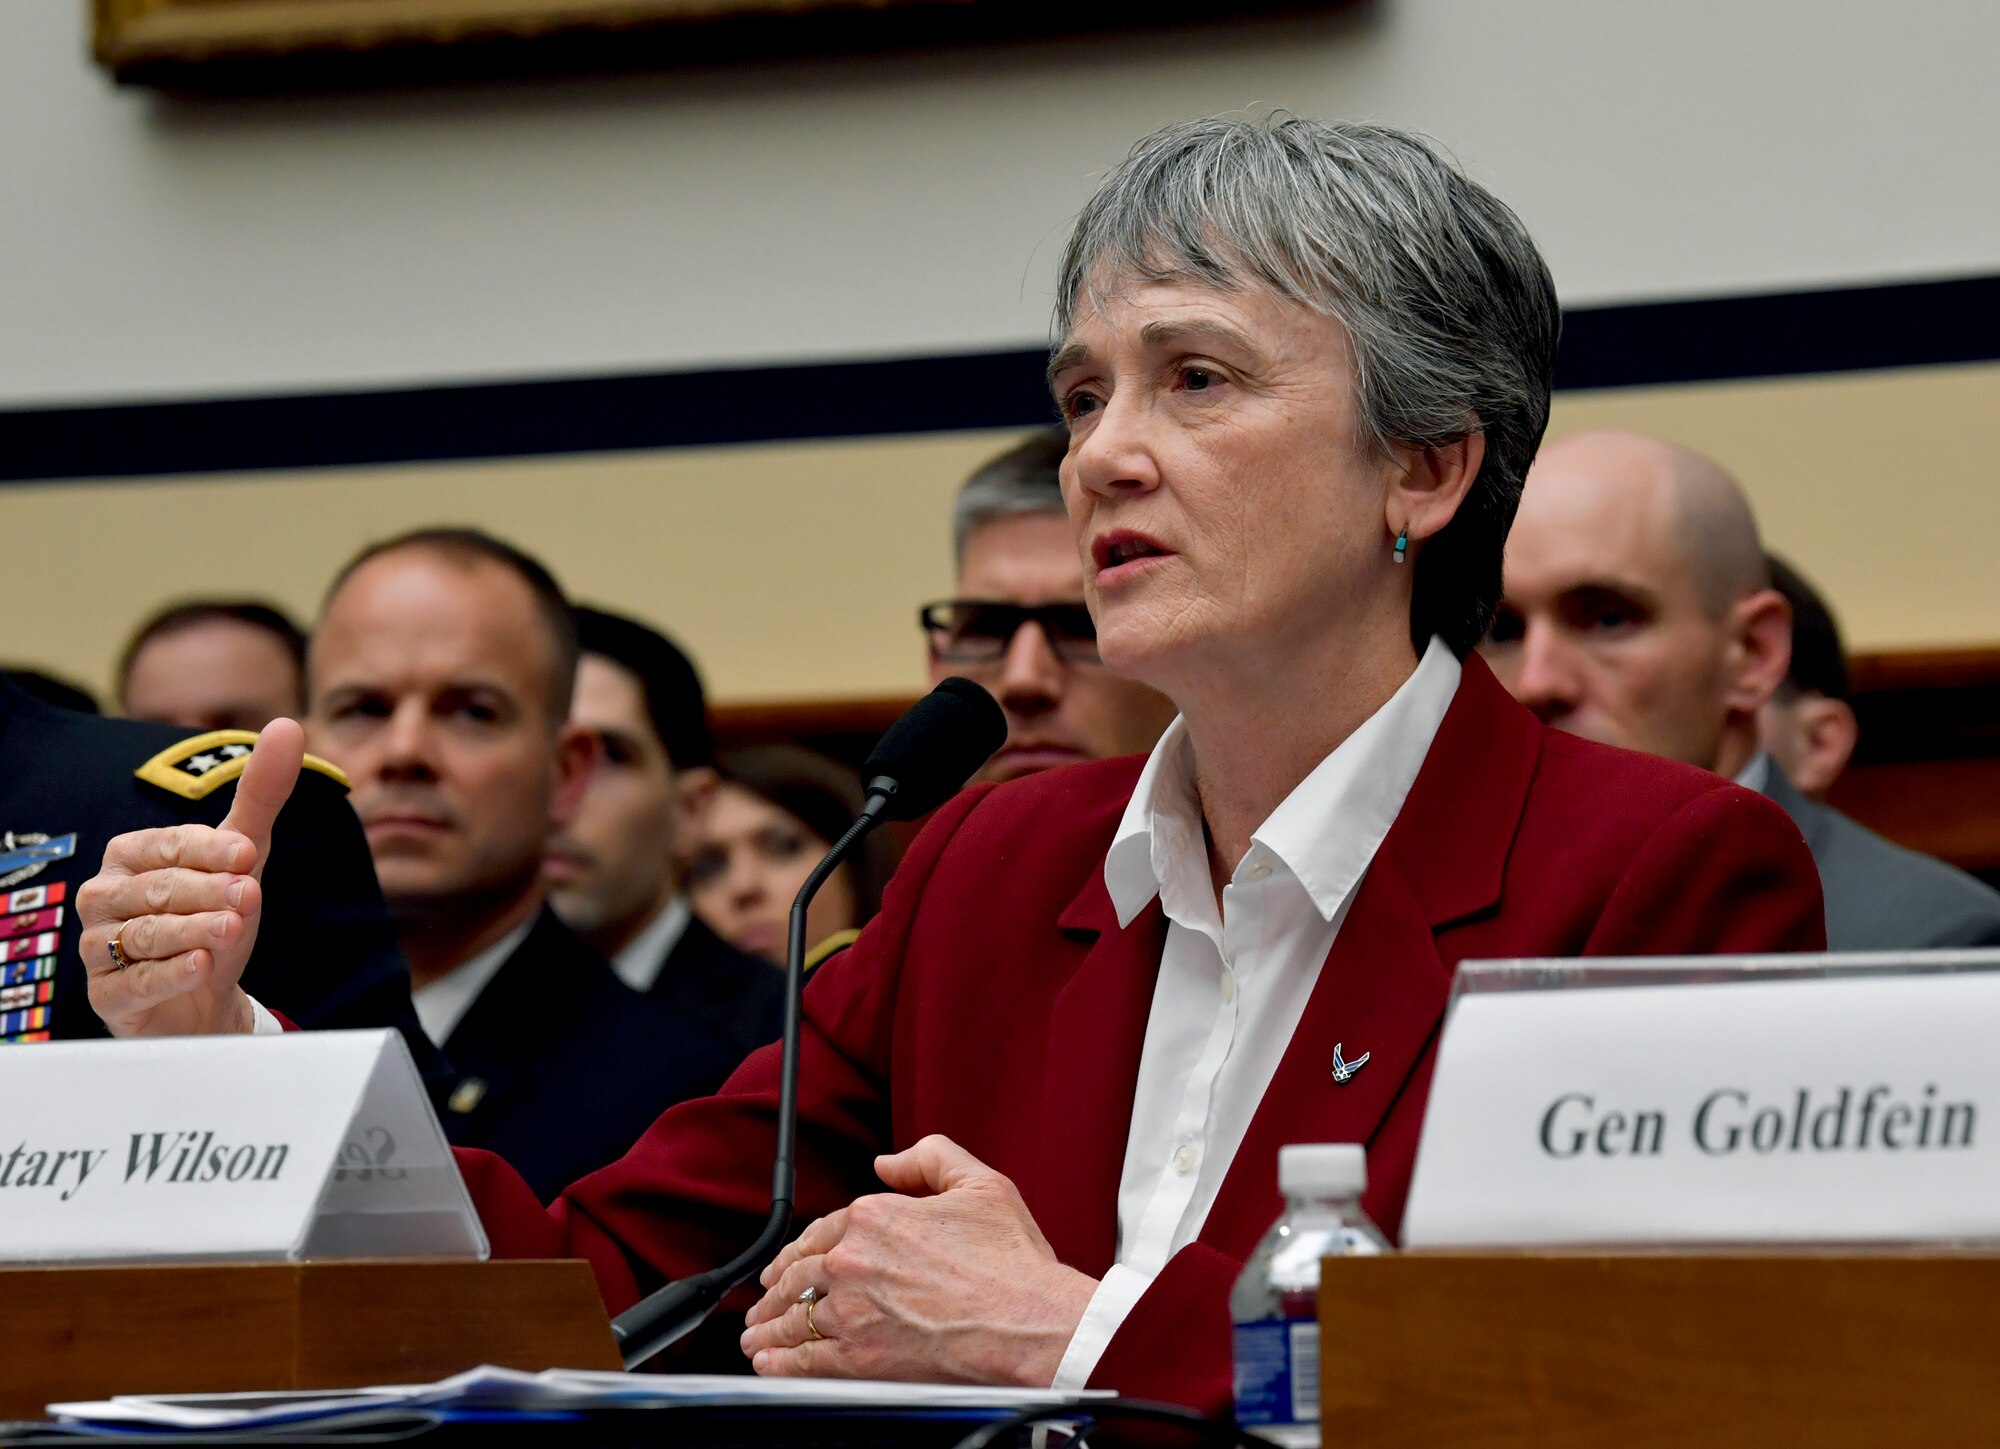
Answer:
461, 657, 1824, 1412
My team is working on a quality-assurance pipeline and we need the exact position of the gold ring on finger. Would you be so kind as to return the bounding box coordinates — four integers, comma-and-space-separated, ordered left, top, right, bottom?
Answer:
799, 1285, 826, 1341
108, 933, 133, 971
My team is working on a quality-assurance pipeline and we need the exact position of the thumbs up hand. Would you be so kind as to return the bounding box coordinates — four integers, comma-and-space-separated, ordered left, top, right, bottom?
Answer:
80, 720, 307, 1037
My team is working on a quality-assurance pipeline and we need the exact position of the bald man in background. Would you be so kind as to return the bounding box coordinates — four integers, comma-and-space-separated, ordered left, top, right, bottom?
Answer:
1485, 430, 2000, 951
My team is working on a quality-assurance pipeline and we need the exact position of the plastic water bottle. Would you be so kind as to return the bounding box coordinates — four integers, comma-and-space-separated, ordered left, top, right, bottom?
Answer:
1230, 1143, 1388, 1447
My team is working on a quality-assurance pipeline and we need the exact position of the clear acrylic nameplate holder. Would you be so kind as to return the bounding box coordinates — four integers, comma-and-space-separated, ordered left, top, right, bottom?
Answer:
0, 1028, 487, 1264
1403, 949, 2000, 1248
1447, 946, 2000, 1005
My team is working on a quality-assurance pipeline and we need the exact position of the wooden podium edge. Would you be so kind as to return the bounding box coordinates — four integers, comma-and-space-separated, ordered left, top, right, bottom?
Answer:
1319, 1250, 2000, 1449
1, 1258, 618, 1421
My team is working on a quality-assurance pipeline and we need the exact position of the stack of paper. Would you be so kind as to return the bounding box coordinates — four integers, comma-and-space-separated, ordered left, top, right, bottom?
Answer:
50, 1366, 1114, 1433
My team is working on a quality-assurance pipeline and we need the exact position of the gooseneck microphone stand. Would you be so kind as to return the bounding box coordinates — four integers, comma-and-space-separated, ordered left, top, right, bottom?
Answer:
608, 676, 1005, 1369
610, 800, 886, 1368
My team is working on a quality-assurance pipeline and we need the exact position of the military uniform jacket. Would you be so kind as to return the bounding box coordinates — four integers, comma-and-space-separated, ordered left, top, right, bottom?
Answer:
0, 673, 439, 1075
434, 906, 737, 1204
644, 914, 785, 1064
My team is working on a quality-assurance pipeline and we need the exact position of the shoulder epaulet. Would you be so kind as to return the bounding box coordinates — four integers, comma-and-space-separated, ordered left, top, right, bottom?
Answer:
803, 928, 863, 975
135, 730, 350, 801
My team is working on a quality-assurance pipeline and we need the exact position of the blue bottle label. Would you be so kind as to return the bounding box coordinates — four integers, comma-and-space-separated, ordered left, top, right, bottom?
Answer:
1233, 1318, 1321, 1426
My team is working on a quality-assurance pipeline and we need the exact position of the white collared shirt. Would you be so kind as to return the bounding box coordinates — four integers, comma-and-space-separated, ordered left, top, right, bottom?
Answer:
1734, 752, 1772, 794
1050, 638, 1462, 1389
246, 915, 536, 1041
610, 895, 693, 995
411, 916, 537, 1049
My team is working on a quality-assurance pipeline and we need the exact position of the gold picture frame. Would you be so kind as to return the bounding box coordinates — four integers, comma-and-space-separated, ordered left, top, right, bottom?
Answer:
93, 0, 1323, 88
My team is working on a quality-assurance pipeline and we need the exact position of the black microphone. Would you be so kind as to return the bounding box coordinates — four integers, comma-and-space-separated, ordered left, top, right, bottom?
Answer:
610, 678, 1005, 1367
859, 677, 1010, 821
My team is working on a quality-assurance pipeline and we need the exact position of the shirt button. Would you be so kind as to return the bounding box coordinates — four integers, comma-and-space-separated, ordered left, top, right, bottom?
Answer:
1220, 971, 1237, 1004
1248, 861, 1272, 880
1172, 1143, 1195, 1174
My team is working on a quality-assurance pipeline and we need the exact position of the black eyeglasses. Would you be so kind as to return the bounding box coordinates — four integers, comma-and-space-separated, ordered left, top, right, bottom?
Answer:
919, 599, 1100, 665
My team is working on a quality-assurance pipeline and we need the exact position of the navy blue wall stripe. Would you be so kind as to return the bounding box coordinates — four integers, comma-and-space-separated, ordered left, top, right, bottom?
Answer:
1553, 274, 1998, 391
3, 273, 1993, 485
0, 349, 1057, 485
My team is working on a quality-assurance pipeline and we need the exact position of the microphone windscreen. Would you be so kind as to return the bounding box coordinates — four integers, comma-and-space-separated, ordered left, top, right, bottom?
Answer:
861, 678, 1007, 821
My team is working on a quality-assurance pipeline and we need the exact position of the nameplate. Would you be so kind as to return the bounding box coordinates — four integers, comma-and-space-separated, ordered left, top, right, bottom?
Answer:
0, 1029, 486, 1264
1403, 954, 2000, 1247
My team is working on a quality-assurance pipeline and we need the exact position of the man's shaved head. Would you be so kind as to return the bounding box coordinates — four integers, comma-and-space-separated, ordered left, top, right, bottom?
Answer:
1481, 430, 1792, 778
1655, 440, 1770, 615
1541, 432, 1769, 614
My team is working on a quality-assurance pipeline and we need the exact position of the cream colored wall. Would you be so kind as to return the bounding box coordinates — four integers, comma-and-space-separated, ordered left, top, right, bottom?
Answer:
10, 364, 1996, 708
6, 0, 1995, 701
3, 0, 1998, 408
8, 429, 1018, 707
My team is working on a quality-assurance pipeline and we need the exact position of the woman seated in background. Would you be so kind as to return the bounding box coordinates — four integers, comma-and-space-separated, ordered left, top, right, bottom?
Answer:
686, 744, 891, 965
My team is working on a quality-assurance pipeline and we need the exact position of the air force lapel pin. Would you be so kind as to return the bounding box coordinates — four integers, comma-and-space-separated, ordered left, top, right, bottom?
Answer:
1331, 1042, 1370, 1085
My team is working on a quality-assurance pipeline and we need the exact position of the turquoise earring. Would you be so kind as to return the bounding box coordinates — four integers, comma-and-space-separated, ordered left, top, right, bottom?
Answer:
1392, 526, 1409, 564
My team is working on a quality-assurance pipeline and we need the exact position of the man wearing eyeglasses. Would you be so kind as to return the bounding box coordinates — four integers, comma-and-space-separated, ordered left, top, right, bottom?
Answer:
923, 428, 1178, 784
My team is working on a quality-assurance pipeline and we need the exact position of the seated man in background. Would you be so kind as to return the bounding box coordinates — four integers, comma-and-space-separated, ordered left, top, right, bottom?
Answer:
10, 667, 435, 1066
923, 427, 1176, 784
546, 606, 783, 1063
287, 528, 730, 1199
1759, 553, 1860, 800
118, 599, 307, 732
1485, 430, 2000, 950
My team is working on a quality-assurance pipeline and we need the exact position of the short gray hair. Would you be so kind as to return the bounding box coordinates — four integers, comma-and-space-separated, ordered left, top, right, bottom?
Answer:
1054, 114, 1561, 654
951, 425, 1070, 565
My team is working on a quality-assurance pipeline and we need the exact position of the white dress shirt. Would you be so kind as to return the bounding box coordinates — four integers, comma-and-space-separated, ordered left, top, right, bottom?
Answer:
246, 916, 534, 1040
410, 916, 536, 1048
1050, 638, 1462, 1389
609, 895, 693, 995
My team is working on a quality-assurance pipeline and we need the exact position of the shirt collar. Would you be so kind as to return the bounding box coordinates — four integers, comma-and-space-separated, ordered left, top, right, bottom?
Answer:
610, 895, 693, 993
1103, 637, 1464, 929
1734, 751, 1772, 794
411, 913, 537, 1048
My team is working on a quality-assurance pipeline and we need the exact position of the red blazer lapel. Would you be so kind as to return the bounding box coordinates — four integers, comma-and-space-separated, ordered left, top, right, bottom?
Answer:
1383, 654, 1540, 929
1196, 856, 1451, 1262
1030, 881, 1168, 1278
1195, 655, 1545, 1259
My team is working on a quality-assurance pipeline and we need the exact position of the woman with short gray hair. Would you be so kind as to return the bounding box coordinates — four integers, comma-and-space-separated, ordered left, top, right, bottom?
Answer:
83, 113, 1828, 1414
729, 112, 1818, 1402
1054, 114, 1561, 656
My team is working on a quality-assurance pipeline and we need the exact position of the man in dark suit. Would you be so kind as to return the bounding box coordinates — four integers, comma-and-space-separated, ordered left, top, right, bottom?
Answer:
1487, 430, 2000, 950
296, 528, 730, 1199
545, 607, 782, 1063
4, 670, 437, 1073
1759, 758, 2000, 949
